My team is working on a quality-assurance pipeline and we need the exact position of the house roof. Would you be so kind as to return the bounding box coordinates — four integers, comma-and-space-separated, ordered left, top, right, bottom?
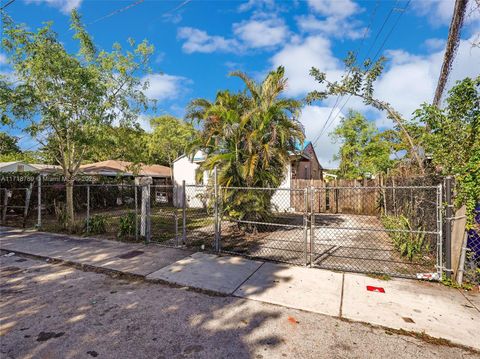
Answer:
79, 160, 171, 178
30, 164, 62, 173
0, 161, 61, 173
0, 161, 20, 169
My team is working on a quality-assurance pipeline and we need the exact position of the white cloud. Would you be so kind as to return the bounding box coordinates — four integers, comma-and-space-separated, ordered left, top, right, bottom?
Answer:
298, 0, 364, 40
412, 0, 480, 28
142, 74, 190, 101
0, 53, 7, 66
233, 17, 289, 48
270, 36, 343, 96
375, 36, 480, 118
296, 14, 365, 40
178, 15, 289, 53
25, 0, 82, 14
424, 38, 446, 52
238, 0, 275, 13
177, 27, 241, 54
307, 0, 360, 18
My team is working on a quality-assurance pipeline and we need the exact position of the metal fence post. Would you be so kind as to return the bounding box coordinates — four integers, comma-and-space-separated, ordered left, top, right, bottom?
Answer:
445, 176, 453, 279
134, 185, 138, 242
146, 183, 151, 243
86, 184, 90, 234
37, 175, 42, 229
437, 184, 443, 279
304, 187, 308, 266
182, 180, 186, 244
213, 166, 220, 252
310, 186, 314, 267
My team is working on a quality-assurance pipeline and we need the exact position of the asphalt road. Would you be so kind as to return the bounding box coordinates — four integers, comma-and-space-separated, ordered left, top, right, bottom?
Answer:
1, 253, 478, 359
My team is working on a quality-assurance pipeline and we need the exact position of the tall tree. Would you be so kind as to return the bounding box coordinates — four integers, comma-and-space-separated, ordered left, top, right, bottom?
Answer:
187, 67, 304, 220
1, 11, 154, 230
148, 115, 196, 174
331, 111, 393, 179
82, 124, 150, 164
0, 132, 20, 156
307, 54, 425, 174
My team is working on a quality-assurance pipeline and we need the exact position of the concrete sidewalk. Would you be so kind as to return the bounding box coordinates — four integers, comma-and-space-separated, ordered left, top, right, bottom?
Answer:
1, 227, 479, 351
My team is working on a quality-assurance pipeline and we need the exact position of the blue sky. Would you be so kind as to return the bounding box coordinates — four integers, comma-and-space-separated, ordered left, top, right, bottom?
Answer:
1, 0, 479, 166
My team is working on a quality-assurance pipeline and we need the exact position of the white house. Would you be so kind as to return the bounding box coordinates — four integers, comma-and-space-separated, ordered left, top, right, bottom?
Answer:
172, 142, 322, 212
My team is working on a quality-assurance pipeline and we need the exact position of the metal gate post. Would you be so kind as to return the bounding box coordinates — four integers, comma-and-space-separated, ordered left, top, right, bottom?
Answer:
182, 180, 186, 244
437, 184, 443, 279
134, 185, 138, 242
309, 186, 315, 267
303, 188, 308, 266
445, 176, 453, 279
86, 184, 90, 234
37, 175, 42, 229
213, 166, 220, 252
146, 183, 151, 243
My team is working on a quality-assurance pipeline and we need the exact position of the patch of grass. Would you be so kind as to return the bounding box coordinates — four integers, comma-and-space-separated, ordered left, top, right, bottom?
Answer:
441, 273, 475, 291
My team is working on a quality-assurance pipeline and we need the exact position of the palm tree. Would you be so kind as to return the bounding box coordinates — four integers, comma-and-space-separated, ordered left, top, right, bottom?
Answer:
186, 66, 304, 221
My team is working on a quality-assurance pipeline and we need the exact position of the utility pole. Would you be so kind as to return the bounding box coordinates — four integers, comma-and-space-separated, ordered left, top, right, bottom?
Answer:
432, 0, 468, 107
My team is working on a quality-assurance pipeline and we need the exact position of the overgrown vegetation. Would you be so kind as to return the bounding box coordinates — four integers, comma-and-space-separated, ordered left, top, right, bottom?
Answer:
187, 66, 304, 222
1, 10, 154, 231
381, 215, 430, 261
118, 212, 137, 238
84, 215, 107, 235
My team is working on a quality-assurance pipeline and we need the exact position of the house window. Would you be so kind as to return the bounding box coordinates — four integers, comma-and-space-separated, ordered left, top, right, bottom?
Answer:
304, 166, 308, 179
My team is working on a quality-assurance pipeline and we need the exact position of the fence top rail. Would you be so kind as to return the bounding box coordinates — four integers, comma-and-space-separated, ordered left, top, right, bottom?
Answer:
313, 185, 440, 190
220, 186, 306, 192
40, 183, 138, 188
226, 218, 305, 229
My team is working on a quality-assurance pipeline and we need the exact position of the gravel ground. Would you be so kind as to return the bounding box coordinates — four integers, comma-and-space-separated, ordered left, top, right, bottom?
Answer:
0, 253, 478, 359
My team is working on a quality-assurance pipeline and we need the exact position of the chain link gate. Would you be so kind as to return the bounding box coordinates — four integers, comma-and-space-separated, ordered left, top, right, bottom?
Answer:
309, 185, 443, 279
218, 187, 309, 266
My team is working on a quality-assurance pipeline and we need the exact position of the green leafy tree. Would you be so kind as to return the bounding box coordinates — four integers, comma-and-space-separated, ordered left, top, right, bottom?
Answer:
414, 76, 480, 224
187, 66, 304, 220
0, 132, 20, 155
307, 54, 425, 174
83, 124, 150, 164
1, 11, 154, 230
148, 115, 196, 173
332, 111, 393, 179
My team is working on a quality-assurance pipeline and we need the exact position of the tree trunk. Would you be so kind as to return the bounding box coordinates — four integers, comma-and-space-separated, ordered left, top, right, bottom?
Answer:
66, 178, 75, 232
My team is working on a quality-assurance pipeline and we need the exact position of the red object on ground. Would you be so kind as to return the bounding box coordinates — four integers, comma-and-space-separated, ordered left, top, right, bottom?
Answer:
366, 285, 385, 293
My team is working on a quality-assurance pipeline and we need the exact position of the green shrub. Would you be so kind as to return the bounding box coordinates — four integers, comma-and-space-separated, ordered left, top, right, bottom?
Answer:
118, 212, 136, 238
381, 215, 429, 261
84, 214, 107, 234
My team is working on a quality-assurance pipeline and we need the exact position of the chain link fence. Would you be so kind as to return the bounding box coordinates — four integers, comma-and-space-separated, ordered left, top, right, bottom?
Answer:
464, 206, 480, 284
3, 174, 479, 282
311, 186, 442, 278
220, 187, 308, 265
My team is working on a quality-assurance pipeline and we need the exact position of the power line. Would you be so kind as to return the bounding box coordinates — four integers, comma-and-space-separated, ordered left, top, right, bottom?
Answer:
89, 0, 146, 25
311, 0, 383, 148
322, 1, 411, 138
312, 0, 411, 147
0, 0, 16, 10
